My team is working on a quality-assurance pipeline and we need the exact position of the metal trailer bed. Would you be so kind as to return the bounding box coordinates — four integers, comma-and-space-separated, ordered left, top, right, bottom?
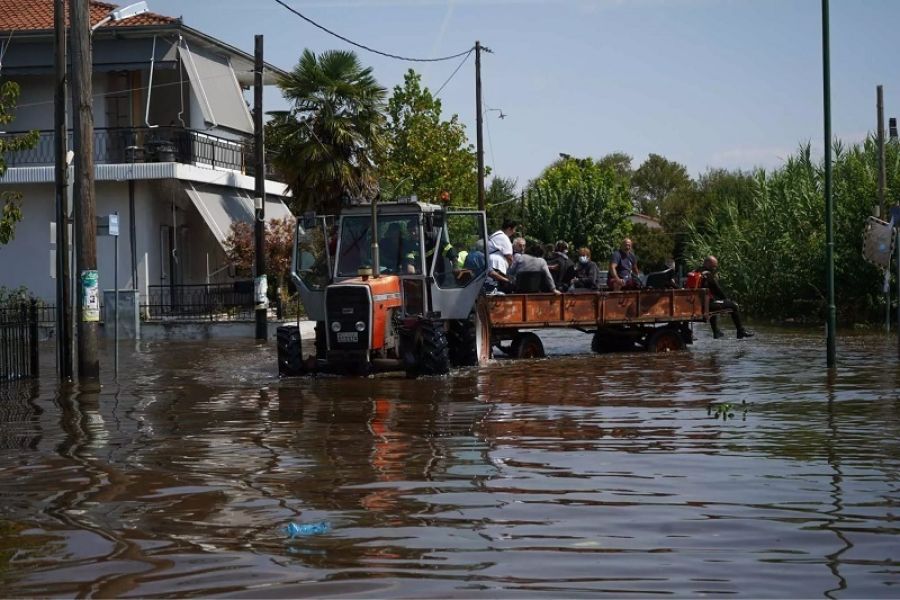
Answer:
479, 288, 710, 358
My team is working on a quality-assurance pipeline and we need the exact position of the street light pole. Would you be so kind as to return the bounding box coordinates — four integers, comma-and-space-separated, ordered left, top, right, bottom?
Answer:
70, 0, 100, 378
822, 0, 836, 368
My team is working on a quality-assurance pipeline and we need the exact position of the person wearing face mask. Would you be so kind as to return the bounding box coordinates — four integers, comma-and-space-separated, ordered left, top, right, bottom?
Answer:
697, 255, 754, 339
566, 247, 602, 292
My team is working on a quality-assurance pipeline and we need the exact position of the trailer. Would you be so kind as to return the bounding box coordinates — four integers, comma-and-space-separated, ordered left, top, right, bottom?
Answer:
478, 288, 710, 359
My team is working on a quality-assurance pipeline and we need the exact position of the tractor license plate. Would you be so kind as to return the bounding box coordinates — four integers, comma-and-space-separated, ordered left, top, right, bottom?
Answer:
337, 332, 358, 343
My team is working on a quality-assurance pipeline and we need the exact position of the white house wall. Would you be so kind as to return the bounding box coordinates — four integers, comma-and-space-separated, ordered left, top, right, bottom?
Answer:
0, 184, 55, 299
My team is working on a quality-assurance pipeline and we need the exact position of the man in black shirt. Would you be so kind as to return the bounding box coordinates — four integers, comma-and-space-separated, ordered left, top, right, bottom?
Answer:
700, 255, 754, 339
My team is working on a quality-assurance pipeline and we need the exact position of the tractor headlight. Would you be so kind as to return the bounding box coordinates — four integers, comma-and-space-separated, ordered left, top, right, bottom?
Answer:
331, 321, 342, 332
355, 320, 366, 332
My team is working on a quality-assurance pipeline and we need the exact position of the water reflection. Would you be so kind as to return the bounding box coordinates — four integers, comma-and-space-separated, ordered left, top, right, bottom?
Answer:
0, 331, 897, 597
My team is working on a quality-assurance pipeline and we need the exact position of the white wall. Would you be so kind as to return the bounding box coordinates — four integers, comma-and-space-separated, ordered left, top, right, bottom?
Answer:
0, 184, 56, 300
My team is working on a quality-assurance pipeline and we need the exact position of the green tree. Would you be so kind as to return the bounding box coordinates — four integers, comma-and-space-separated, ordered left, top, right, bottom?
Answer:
523, 156, 632, 257
632, 153, 692, 218
630, 224, 672, 273
0, 82, 38, 246
485, 176, 520, 231
377, 69, 478, 206
597, 151, 633, 182
267, 49, 386, 216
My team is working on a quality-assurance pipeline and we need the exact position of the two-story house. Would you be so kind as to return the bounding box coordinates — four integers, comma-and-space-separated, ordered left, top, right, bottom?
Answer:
0, 0, 292, 312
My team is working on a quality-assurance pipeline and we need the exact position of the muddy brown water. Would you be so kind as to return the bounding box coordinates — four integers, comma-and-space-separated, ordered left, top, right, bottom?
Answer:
0, 327, 898, 598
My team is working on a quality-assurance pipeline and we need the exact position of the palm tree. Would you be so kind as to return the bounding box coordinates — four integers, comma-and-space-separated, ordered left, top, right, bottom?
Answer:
268, 49, 386, 215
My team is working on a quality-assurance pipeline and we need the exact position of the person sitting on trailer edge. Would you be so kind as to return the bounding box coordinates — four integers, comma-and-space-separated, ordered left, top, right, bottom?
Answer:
488, 219, 518, 266
609, 237, 640, 290
696, 255, 754, 339
466, 239, 509, 294
566, 247, 602, 292
508, 244, 561, 294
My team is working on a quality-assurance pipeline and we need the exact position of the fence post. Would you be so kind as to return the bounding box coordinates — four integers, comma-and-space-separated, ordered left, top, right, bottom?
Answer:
29, 299, 39, 378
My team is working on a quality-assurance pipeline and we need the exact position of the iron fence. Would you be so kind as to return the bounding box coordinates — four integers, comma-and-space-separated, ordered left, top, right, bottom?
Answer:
142, 282, 255, 321
0, 300, 39, 382
1, 127, 264, 174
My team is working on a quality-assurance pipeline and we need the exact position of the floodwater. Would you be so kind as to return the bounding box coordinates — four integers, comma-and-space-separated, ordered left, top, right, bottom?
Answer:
0, 326, 898, 598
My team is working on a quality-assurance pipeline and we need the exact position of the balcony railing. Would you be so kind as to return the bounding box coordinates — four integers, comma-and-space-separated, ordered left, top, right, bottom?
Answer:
1, 127, 280, 178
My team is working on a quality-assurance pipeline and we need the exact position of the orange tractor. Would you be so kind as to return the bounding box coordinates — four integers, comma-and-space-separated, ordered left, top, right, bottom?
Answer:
277, 199, 491, 377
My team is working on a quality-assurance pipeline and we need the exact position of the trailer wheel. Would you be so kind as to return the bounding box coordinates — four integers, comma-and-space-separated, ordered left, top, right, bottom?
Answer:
277, 325, 306, 376
407, 320, 450, 377
646, 327, 686, 353
511, 332, 545, 359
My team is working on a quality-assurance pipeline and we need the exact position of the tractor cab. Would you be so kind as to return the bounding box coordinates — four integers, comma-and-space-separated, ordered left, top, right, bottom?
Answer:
284, 199, 489, 376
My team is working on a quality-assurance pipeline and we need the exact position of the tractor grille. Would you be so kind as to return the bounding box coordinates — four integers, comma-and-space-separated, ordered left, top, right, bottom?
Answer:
326, 286, 370, 350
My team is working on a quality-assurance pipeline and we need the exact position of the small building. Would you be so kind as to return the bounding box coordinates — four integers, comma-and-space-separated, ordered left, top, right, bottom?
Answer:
0, 0, 292, 309
629, 213, 663, 231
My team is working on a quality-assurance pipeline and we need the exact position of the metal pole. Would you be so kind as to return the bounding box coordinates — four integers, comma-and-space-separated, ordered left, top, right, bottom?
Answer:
70, 0, 100, 379
114, 211, 119, 377
822, 0, 836, 368
877, 86, 886, 219
253, 34, 267, 340
54, 0, 72, 381
475, 40, 485, 212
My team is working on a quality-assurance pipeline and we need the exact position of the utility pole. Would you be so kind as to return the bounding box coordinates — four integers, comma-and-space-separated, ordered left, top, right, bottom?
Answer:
254, 34, 267, 341
475, 40, 485, 212
70, 0, 100, 378
877, 85, 886, 220
54, 0, 72, 380
822, 0, 836, 368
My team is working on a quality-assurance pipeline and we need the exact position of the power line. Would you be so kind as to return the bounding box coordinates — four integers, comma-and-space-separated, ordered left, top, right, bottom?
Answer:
484, 99, 497, 174
273, 0, 472, 63
434, 48, 472, 98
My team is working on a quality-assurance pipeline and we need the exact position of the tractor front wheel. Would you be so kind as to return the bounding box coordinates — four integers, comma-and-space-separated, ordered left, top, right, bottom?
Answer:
405, 320, 451, 377
277, 325, 306, 376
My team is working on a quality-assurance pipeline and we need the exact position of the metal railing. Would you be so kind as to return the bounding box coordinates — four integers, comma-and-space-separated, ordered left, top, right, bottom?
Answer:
1, 127, 269, 175
142, 282, 255, 321
0, 301, 40, 382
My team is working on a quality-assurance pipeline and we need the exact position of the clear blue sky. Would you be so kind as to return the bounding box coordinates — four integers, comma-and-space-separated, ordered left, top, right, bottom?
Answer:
151, 0, 899, 188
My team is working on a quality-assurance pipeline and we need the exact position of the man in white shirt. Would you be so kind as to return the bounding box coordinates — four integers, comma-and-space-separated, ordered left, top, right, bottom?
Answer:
488, 219, 518, 268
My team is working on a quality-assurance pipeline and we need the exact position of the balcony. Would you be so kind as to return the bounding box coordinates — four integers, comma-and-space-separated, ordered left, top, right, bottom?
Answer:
1, 126, 280, 179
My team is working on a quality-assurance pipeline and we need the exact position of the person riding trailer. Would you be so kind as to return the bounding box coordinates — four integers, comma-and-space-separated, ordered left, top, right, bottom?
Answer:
692, 255, 755, 339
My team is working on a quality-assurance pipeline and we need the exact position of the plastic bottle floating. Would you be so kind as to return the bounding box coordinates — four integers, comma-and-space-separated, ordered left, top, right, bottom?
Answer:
285, 521, 331, 538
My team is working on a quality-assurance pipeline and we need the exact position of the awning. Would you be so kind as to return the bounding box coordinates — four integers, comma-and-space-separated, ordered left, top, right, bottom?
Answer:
183, 182, 293, 249
177, 41, 254, 134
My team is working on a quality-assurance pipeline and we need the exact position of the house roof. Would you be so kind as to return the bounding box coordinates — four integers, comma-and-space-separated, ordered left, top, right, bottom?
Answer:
0, 0, 177, 31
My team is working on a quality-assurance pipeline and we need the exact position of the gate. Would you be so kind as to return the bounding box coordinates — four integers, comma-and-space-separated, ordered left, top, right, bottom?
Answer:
0, 300, 39, 382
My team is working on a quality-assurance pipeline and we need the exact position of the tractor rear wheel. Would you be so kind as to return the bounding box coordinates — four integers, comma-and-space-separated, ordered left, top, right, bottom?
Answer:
511, 332, 545, 359
645, 327, 686, 353
406, 320, 451, 377
277, 325, 306, 376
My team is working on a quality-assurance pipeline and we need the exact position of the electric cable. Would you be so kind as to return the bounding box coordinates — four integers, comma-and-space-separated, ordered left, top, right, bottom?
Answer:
273, 0, 473, 63
434, 48, 472, 98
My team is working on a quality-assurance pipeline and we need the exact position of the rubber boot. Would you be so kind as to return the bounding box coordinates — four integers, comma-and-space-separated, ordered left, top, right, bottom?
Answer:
737, 329, 755, 339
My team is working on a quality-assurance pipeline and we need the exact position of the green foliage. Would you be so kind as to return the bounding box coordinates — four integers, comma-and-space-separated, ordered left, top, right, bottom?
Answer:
685, 141, 889, 323
485, 176, 520, 232
377, 70, 478, 206
523, 156, 632, 257
267, 49, 386, 216
0, 81, 39, 246
632, 153, 692, 218
630, 224, 671, 272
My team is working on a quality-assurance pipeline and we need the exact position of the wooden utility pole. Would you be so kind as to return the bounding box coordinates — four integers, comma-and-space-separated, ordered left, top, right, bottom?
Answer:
54, 0, 73, 380
254, 34, 267, 341
475, 41, 485, 211
877, 85, 886, 220
70, 0, 100, 378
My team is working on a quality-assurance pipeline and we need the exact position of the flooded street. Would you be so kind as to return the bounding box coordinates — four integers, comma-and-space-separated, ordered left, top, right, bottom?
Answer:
1, 327, 898, 597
